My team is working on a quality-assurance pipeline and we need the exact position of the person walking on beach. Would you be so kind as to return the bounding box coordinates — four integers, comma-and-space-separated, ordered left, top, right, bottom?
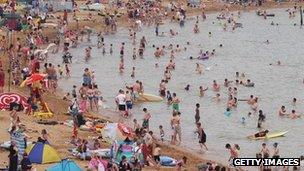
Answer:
196, 122, 208, 151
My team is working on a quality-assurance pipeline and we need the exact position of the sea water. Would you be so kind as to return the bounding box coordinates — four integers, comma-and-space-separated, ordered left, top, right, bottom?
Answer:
49, 8, 304, 164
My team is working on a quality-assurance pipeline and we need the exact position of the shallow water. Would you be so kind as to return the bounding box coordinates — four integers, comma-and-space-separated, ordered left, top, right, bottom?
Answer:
49, 8, 304, 164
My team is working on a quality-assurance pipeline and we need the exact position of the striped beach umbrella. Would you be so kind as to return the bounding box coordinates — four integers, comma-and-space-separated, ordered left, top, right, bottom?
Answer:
25, 142, 60, 164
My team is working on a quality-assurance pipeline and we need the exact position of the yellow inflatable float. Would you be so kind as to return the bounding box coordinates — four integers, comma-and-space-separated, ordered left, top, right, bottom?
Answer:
137, 93, 163, 102
247, 131, 288, 140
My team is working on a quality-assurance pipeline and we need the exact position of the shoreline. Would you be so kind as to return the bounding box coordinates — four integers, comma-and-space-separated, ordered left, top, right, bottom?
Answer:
1, 1, 303, 170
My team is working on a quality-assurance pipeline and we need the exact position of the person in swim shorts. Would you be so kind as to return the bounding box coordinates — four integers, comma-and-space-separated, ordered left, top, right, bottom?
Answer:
172, 93, 180, 111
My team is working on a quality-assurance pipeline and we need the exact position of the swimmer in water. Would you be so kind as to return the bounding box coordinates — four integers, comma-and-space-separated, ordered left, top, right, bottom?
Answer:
278, 106, 287, 116
170, 50, 175, 59
223, 23, 227, 31
159, 32, 166, 37
224, 79, 232, 87
289, 110, 300, 119
208, 32, 212, 37
195, 63, 203, 74
271, 21, 275, 25
251, 97, 258, 112
247, 95, 255, 105
199, 86, 208, 97
212, 80, 220, 91
184, 84, 190, 91
248, 112, 252, 117
169, 29, 177, 36
277, 60, 281, 65
292, 98, 297, 106
193, 22, 200, 33
241, 117, 245, 124
212, 93, 221, 102
224, 108, 232, 117
244, 79, 255, 87
269, 60, 282, 66
211, 49, 215, 56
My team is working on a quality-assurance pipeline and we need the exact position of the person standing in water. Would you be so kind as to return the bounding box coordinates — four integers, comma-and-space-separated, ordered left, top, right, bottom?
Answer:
212, 80, 220, 91
195, 63, 202, 74
142, 108, 151, 130
155, 23, 159, 36
172, 93, 180, 111
85, 46, 91, 62
159, 80, 166, 97
119, 58, 124, 73
260, 143, 270, 158
159, 125, 165, 142
226, 143, 238, 167
272, 142, 280, 158
171, 111, 181, 145
199, 86, 208, 97
166, 90, 172, 105
115, 89, 126, 116
196, 122, 208, 151
109, 44, 113, 55
257, 110, 266, 128
130, 67, 135, 78
125, 90, 133, 116
195, 103, 201, 124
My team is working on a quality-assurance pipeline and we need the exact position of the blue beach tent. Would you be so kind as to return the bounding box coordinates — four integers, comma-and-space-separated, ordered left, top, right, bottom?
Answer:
46, 159, 82, 171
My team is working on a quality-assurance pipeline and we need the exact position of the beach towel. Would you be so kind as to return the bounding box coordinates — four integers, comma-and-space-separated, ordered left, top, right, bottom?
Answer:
10, 130, 26, 162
